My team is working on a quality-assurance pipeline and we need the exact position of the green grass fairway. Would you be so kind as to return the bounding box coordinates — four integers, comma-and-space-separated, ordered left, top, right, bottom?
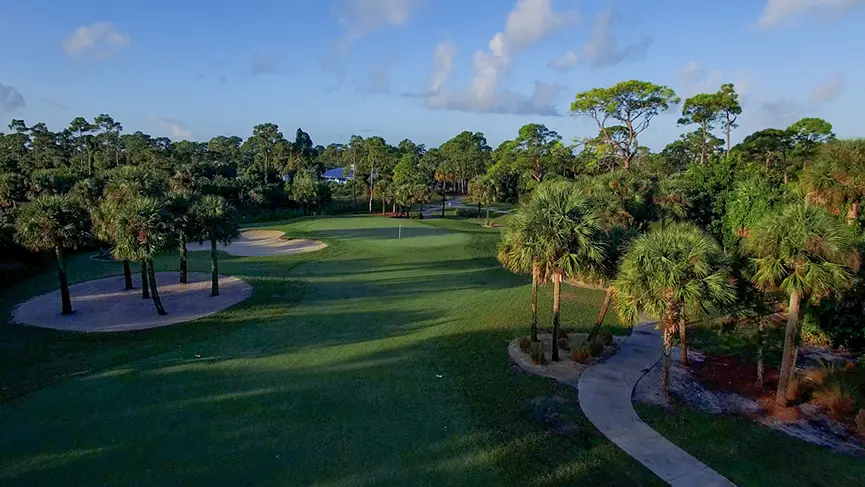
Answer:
0, 216, 657, 487
637, 405, 865, 487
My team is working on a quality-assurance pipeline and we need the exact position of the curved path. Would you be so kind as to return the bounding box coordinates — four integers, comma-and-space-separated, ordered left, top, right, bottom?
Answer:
577, 323, 737, 487
187, 230, 326, 257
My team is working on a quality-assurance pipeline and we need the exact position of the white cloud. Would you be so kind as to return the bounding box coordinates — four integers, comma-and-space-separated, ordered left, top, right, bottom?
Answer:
810, 73, 845, 103
759, 99, 804, 126
0, 82, 25, 112
678, 61, 725, 97
61, 22, 131, 60
422, 0, 577, 115
324, 0, 424, 88
156, 118, 194, 140
547, 51, 579, 72
337, 0, 424, 44
582, 10, 651, 68
427, 40, 457, 94
758, 0, 865, 27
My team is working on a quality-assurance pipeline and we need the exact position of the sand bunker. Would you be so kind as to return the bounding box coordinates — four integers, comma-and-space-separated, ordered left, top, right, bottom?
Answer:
13, 272, 252, 332
187, 230, 327, 257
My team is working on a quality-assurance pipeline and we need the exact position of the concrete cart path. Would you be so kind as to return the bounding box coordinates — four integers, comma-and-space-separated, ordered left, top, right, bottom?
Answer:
576, 323, 737, 487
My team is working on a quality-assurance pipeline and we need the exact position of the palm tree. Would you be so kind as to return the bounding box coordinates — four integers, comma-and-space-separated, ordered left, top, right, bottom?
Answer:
192, 195, 240, 296
526, 181, 606, 361
585, 225, 639, 343
745, 203, 859, 406
97, 166, 168, 294
801, 139, 865, 225
165, 190, 198, 284
613, 223, 734, 401
15, 195, 91, 315
498, 211, 544, 342
111, 196, 173, 315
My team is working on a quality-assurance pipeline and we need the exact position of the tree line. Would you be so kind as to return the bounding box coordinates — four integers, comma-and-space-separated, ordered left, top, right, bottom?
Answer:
2, 79, 862, 393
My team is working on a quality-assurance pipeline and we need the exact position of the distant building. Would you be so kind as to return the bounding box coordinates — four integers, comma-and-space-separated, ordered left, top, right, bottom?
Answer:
323, 167, 354, 184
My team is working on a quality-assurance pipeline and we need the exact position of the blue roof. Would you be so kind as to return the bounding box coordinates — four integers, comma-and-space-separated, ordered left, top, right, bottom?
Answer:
323, 167, 353, 180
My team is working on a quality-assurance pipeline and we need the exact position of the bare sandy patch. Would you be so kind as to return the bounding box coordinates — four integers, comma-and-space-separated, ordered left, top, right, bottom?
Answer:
12, 272, 251, 332
187, 230, 326, 257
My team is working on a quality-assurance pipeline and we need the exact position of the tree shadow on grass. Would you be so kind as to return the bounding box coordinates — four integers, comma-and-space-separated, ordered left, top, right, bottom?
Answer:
0, 328, 663, 487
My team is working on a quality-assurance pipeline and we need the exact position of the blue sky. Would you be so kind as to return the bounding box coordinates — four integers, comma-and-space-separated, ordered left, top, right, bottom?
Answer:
1, 0, 863, 150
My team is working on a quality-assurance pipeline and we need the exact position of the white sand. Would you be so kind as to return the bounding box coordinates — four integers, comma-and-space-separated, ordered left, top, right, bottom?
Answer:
12, 272, 252, 332
186, 230, 327, 257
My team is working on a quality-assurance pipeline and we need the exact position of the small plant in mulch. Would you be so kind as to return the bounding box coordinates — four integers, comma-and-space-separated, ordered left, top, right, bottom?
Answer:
557, 337, 570, 351
571, 342, 591, 363
808, 362, 861, 420
599, 330, 614, 347
518, 336, 531, 353
530, 342, 548, 366
588, 337, 604, 357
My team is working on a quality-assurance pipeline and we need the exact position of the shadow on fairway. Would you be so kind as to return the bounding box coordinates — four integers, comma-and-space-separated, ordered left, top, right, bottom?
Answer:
0, 327, 665, 487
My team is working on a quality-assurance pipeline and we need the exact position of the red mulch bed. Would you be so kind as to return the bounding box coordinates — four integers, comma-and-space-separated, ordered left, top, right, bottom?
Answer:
690, 353, 804, 421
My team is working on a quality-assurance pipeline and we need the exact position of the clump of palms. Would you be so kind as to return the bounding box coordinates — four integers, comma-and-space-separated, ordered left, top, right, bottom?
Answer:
110, 196, 173, 315
15, 195, 91, 315
613, 222, 734, 401
96, 166, 168, 294
498, 210, 543, 342
745, 203, 860, 406
192, 195, 240, 296
801, 139, 865, 224
524, 181, 606, 361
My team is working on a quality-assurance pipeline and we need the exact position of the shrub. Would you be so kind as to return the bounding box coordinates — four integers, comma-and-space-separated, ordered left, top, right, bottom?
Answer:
571, 342, 591, 363
813, 381, 858, 419
588, 338, 604, 357
812, 367, 860, 419
557, 337, 570, 351
856, 409, 865, 436
530, 342, 547, 365
454, 207, 477, 218
518, 336, 531, 353
800, 315, 832, 348
600, 330, 614, 346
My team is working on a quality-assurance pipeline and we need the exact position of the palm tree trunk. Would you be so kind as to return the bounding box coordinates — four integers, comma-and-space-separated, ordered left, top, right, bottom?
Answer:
700, 123, 707, 164
123, 261, 134, 290
678, 315, 689, 365
210, 238, 219, 297
756, 318, 765, 388
662, 322, 672, 405
441, 192, 446, 217
210, 237, 220, 297
587, 288, 613, 342
141, 260, 150, 299
54, 246, 73, 315
776, 290, 802, 406
147, 260, 167, 316
382, 197, 386, 215
179, 237, 188, 284
477, 202, 482, 218
485, 207, 490, 227
419, 202, 424, 220
531, 259, 539, 342
551, 272, 562, 362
